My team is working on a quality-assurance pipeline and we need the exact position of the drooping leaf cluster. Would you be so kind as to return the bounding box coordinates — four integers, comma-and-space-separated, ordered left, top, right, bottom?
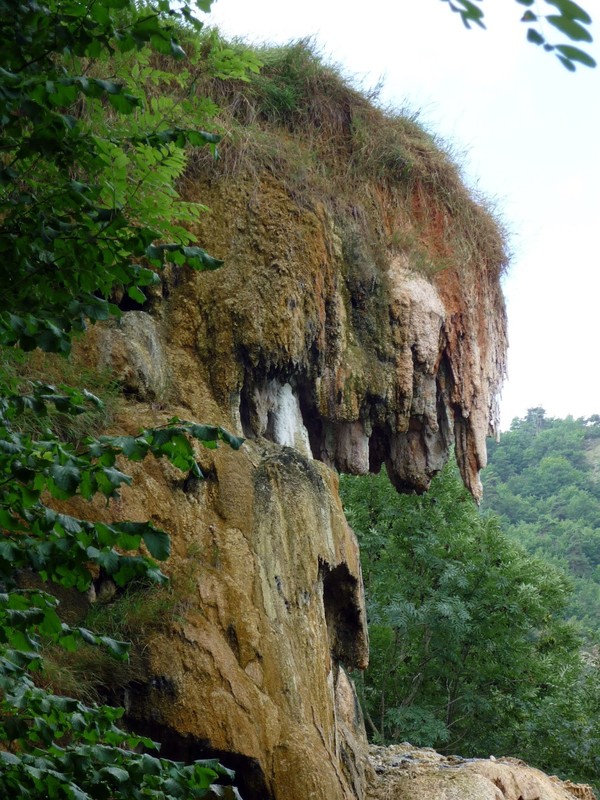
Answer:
0, 392, 244, 798
0, 1, 251, 797
0, 0, 261, 355
440, 0, 596, 70
340, 462, 600, 788
482, 408, 600, 637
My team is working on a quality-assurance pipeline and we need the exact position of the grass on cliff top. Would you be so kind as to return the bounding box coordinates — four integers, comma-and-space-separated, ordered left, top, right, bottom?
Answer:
182, 33, 508, 280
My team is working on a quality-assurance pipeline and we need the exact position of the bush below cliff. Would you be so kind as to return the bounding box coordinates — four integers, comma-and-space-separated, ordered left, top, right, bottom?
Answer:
341, 463, 600, 792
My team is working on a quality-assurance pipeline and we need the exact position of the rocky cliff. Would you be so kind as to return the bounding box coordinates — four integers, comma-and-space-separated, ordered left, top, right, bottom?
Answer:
75, 43, 511, 800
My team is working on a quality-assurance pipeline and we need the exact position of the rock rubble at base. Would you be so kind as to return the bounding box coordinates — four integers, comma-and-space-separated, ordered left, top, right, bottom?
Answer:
366, 744, 597, 800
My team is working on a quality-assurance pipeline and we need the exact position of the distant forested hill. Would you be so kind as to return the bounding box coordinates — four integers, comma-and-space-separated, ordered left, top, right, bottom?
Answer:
482, 408, 600, 637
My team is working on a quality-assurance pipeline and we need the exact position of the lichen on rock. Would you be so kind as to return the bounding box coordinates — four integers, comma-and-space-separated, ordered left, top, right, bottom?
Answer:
176, 169, 505, 500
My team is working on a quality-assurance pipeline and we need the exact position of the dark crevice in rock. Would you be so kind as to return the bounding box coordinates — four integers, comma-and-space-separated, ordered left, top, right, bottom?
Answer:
239, 379, 254, 439
297, 381, 323, 457
226, 624, 241, 663
124, 719, 273, 800
320, 561, 364, 669
274, 575, 291, 612
368, 424, 390, 474
114, 292, 149, 313
148, 675, 177, 697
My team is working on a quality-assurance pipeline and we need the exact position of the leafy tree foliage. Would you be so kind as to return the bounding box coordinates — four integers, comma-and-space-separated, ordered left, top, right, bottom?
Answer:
0, 1, 254, 797
441, 0, 596, 70
482, 409, 600, 635
340, 463, 600, 787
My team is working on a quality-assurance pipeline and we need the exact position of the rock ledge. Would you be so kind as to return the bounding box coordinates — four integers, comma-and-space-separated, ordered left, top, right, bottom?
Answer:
367, 744, 597, 800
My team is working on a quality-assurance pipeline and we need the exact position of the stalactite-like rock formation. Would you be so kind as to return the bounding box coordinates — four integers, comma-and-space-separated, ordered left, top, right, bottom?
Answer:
178, 175, 507, 502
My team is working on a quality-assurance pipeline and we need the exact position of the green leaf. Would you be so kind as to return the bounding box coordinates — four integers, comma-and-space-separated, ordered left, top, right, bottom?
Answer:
187, 130, 221, 146
141, 529, 170, 560
56, 514, 82, 534
127, 285, 147, 304
109, 93, 142, 113
20, 486, 40, 508
182, 246, 224, 270
98, 548, 120, 573
99, 636, 130, 659
49, 463, 81, 493
38, 608, 62, 637
453, 0, 486, 29
132, 266, 160, 287
93, 79, 123, 95
99, 765, 130, 783
218, 428, 245, 451
103, 435, 150, 461
101, 467, 132, 489
545, 0, 592, 24
555, 43, 597, 66
557, 53, 578, 69
78, 627, 99, 645
546, 14, 593, 41
59, 633, 79, 652
527, 28, 546, 45
186, 423, 216, 444
139, 753, 162, 775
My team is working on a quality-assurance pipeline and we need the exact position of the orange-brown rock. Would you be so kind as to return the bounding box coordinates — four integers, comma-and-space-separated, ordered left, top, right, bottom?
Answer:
137, 170, 505, 500
71, 425, 369, 800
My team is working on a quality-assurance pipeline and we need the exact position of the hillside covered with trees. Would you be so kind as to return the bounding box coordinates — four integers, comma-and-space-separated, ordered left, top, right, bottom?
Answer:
340, 462, 600, 790
482, 409, 600, 636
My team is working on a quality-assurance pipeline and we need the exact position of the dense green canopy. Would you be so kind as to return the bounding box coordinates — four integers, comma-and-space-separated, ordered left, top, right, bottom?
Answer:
483, 409, 600, 635
341, 461, 600, 788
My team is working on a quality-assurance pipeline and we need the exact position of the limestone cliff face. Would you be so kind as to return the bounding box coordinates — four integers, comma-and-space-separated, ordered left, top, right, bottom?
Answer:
169, 173, 505, 499
88, 435, 368, 800
81, 117, 508, 799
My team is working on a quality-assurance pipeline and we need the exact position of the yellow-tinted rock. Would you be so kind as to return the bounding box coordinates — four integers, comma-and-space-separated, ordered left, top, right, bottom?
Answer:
74, 110, 507, 800
367, 745, 597, 800
80, 435, 369, 800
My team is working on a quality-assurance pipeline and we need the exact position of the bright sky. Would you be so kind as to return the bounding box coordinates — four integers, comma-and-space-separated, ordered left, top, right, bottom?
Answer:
206, 0, 600, 430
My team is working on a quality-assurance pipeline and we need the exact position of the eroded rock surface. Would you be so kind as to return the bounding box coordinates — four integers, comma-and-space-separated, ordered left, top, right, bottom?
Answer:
173, 175, 506, 499
77, 164, 507, 799
79, 431, 368, 800
367, 744, 597, 800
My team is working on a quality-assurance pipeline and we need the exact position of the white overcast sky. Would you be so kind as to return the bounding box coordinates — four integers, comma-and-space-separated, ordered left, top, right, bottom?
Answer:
206, 0, 600, 430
